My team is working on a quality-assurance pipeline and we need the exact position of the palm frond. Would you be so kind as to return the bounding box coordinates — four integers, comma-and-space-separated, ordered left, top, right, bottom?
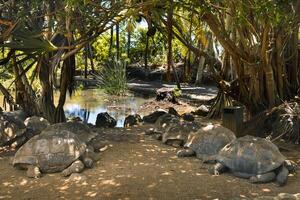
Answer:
0, 21, 57, 54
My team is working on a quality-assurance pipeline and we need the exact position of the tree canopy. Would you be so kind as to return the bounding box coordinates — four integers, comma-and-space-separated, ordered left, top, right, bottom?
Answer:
0, 0, 299, 121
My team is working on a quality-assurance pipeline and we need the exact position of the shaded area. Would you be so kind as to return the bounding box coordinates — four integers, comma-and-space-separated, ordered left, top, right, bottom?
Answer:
128, 81, 218, 104
0, 124, 299, 200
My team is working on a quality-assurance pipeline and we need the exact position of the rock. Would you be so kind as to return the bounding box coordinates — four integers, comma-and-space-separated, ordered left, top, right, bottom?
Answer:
95, 112, 116, 128
168, 107, 180, 117
143, 109, 168, 124
124, 114, 142, 127
156, 87, 178, 103
192, 105, 210, 116
182, 113, 195, 122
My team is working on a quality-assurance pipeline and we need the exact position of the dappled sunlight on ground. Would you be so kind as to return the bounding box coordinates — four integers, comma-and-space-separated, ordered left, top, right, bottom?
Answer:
1, 125, 300, 199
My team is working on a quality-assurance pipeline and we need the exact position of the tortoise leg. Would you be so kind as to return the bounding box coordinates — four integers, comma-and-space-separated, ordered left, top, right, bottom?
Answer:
276, 165, 289, 186
82, 157, 94, 168
26, 165, 41, 178
249, 172, 276, 184
177, 149, 195, 157
208, 162, 228, 175
61, 160, 84, 177
81, 145, 100, 168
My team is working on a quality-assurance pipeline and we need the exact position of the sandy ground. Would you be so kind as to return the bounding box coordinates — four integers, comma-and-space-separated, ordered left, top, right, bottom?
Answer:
0, 123, 300, 200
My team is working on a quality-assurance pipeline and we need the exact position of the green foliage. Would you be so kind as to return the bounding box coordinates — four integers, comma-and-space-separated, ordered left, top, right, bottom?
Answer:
173, 86, 181, 97
1, 21, 57, 54
271, 102, 300, 144
94, 59, 128, 96
93, 33, 111, 64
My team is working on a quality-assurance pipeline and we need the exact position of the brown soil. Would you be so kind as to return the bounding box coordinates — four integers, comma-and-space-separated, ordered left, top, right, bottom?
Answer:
138, 100, 196, 115
1, 122, 300, 200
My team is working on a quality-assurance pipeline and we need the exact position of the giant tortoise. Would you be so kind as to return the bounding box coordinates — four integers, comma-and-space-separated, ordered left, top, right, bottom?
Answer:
209, 135, 297, 186
43, 121, 97, 145
177, 123, 236, 162
162, 120, 201, 147
13, 129, 97, 178
0, 113, 27, 147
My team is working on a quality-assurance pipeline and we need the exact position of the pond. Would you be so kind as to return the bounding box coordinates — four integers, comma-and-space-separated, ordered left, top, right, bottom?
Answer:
0, 89, 150, 127
57, 89, 150, 127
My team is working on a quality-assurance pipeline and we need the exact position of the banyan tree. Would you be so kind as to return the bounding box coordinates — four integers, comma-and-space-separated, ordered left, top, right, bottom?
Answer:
197, 0, 300, 115
0, 0, 299, 121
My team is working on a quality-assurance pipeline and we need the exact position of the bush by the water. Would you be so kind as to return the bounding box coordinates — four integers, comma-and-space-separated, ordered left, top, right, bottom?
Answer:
93, 59, 127, 96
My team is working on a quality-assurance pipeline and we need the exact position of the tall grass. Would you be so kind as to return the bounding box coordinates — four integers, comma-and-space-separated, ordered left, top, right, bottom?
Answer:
93, 59, 127, 96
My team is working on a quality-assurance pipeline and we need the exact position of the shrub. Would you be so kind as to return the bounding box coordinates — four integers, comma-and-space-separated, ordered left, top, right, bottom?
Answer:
93, 59, 127, 96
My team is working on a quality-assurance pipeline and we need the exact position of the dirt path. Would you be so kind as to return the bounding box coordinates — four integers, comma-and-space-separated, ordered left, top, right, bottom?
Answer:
128, 81, 218, 104
0, 126, 300, 200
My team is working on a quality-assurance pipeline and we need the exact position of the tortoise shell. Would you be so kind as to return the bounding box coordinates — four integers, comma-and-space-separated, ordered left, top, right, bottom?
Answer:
217, 135, 286, 175
43, 122, 97, 144
185, 124, 236, 159
162, 121, 200, 144
13, 129, 86, 173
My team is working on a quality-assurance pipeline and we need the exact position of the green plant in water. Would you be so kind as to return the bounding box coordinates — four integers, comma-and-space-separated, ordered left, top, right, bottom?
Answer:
93, 59, 127, 96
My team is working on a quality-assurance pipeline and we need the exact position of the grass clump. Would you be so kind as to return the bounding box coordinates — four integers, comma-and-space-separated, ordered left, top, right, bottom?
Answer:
93, 59, 127, 96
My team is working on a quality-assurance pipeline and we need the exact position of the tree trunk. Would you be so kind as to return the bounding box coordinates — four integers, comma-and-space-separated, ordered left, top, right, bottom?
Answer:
195, 55, 205, 85
144, 34, 149, 69
12, 55, 39, 116
116, 23, 120, 60
84, 45, 88, 78
195, 33, 211, 85
166, 0, 173, 82
88, 43, 95, 73
261, 22, 276, 107
127, 31, 131, 57
109, 27, 114, 57
286, 28, 299, 94
38, 56, 56, 123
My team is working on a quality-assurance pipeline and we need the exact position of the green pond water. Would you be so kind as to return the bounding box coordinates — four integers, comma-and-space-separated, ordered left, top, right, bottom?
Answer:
1, 89, 150, 127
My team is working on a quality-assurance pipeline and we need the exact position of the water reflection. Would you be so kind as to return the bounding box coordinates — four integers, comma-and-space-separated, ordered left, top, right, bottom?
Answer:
60, 89, 149, 127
